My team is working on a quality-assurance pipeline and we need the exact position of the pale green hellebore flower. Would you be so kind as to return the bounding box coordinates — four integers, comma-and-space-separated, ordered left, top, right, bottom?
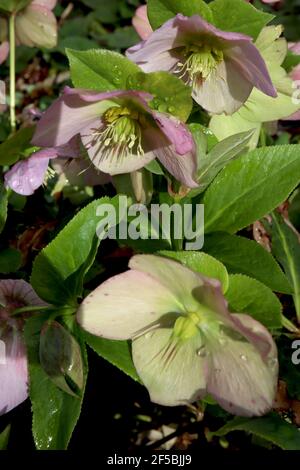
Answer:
209, 26, 300, 147
77, 255, 278, 416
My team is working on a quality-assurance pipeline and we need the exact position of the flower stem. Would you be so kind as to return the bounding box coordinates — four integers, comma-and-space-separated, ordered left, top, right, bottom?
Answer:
9, 13, 16, 133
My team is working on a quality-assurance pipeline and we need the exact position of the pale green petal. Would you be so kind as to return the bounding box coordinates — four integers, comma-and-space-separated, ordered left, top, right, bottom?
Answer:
255, 26, 286, 66
77, 269, 182, 340
129, 255, 208, 312
209, 113, 260, 149
132, 328, 207, 406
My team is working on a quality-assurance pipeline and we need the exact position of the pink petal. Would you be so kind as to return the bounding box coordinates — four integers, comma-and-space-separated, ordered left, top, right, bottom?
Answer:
0, 279, 47, 308
31, 0, 57, 9
5, 148, 57, 196
206, 313, 278, 416
0, 42, 9, 65
0, 330, 28, 415
132, 5, 153, 40
289, 42, 300, 55
52, 158, 111, 187
15, 4, 57, 49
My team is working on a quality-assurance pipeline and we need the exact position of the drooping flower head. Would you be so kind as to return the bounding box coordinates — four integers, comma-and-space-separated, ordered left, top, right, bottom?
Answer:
0, 0, 57, 64
0, 280, 46, 415
127, 14, 277, 115
32, 87, 198, 188
77, 255, 278, 416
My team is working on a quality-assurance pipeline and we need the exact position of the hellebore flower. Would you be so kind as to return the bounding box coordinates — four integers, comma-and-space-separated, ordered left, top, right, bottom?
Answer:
4, 135, 81, 196
32, 87, 198, 188
77, 255, 278, 416
210, 26, 300, 146
127, 14, 276, 115
132, 5, 152, 40
0, 279, 46, 415
0, 0, 57, 64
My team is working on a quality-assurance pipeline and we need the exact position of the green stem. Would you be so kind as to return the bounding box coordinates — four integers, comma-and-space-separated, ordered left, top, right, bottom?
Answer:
9, 13, 16, 133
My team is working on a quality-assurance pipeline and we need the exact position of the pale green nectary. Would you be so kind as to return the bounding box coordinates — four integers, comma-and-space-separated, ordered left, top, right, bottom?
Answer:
76, 255, 278, 416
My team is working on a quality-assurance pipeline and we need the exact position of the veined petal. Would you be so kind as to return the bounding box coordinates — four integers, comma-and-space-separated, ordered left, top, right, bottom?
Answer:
152, 112, 194, 156
81, 118, 156, 175
129, 255, 207, 312
193, 60, 253, 115
15, 4, 57, 49
206, 313, 278, 416
4, 148, 56, 196
0, 279, 47, 308
226, 41, 277, 98
132, 328, 207, 406
0, 330, 28, 416
76, 269, 183, 340
32, 91, 114, 147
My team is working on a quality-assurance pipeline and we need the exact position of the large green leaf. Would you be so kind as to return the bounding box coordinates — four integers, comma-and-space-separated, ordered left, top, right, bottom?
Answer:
225, 274, 282, 328
209, 0, 273, 39
203, 145, 300, 234
269, 212, 300, 319
212, 413, 300, 450
127, 71, 192, 122
66, 48, 141, 91
31, 196, 122, 306
24, 315, 87, 450
203, 232, 292, 294
159, 250, 229, 292
0, 182, 7, 234
82, 331, 140, 382
147, 0, 213, 30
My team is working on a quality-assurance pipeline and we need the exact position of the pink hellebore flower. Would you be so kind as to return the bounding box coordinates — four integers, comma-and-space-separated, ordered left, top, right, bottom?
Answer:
132, 5, 153, 40
0, 0, 57, 64
0, 280, 46, 415
127, 14, 277, 115
31, 87, 198, 188
77, 255, 278, 416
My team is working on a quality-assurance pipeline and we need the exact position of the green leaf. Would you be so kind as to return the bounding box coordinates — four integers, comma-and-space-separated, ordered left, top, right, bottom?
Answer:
31, 196, 123, 306
24, 315, 87, 450
83, 330, 140, 382
0, 0, 30, 13
159, 250, 229, 292
283, 50, 300, 73
203, 145, 300, 234
203, 232, 292, 294
192, 129, 255, 195
147, 0, 213, 30
0, 183, 7, 234
269, 212, 300, 320
127, 71, 193, 122
225, 274, 282, 328
0, 425, 10, 450
0, 126, 35, 166
66, 48, 140, 91
0, 248, 22, 273
212, 413, 300, 450
209, 0, 273, 39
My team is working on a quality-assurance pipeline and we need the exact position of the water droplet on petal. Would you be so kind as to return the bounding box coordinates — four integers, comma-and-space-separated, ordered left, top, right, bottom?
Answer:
168, 106, 175, 113
196, 346, 208, 357
240, 354, 247, 361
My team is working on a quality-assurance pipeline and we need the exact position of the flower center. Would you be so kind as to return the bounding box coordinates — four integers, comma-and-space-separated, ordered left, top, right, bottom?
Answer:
176, 44, 224, 85
92, 106, 146, 161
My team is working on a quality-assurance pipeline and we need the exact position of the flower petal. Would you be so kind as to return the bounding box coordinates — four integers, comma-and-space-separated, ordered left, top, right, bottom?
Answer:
81, 118, 156, 175
132, 5, 153, 40
4, 148, 56, 196
15, 4, 57, 49
0, 41, 9, 65
32, 91, 114, 147
0, 279, 47, 308
193, 60, 253, 115
132, 328, 207, 406
76, 269, 183, 340
129, 255, 209, 312
31, 0, 57, 9
0, 330, 28, 416
206, 313, 278, 416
